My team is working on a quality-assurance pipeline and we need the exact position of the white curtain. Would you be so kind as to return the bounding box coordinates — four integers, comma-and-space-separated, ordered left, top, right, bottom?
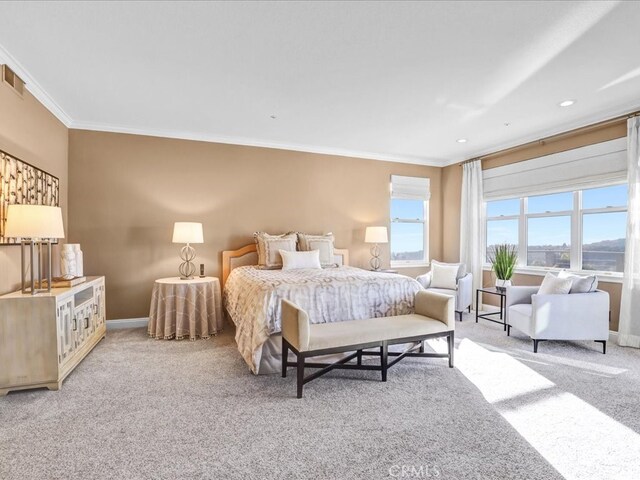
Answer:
460, 159, 485, 309
619, 117, 640, 348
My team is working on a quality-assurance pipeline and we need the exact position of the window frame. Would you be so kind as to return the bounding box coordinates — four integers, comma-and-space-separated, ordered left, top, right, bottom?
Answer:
484, 183, 627, 276
389, 198, 429, 268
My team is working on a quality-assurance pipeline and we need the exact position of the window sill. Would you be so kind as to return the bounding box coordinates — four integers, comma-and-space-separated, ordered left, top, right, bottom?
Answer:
482, 265, 624, 284
391, 263, 430, 270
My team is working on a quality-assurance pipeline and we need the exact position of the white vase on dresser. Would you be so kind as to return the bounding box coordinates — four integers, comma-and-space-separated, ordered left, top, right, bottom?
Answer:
0, 276, 106, 395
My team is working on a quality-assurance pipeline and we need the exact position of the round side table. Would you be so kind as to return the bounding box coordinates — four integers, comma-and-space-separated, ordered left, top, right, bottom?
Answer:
148, 276, 222, 340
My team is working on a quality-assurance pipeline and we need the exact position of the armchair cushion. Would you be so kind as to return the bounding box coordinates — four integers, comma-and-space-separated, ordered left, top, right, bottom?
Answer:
431, 262, 459, 289
508, 304, 533, 336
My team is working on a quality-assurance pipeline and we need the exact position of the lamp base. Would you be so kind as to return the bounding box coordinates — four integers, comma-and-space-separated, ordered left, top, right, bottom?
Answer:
20, 240, 53, 295
178, 243, 196, 280
369, 244, 381, 271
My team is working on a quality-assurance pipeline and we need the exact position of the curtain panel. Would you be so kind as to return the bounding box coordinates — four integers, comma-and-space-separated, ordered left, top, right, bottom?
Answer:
619, 117, 640, 348
460, 160, 485, 308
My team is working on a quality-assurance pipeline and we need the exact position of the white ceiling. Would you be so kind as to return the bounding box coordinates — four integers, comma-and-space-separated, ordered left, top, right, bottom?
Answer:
0, 1, 639, 166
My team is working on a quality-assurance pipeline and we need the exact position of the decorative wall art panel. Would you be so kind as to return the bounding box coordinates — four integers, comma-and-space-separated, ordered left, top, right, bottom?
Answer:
0, 149, 59, 244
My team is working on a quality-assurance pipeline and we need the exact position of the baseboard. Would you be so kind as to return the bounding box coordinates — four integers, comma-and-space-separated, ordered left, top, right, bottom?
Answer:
106, 317, 149, 330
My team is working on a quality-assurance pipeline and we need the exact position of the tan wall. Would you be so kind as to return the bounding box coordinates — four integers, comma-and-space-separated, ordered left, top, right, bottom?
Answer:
450, 121, 627, 330
441, 163, 462, 263
0, 84, 68, 295
68, 130, 442, 320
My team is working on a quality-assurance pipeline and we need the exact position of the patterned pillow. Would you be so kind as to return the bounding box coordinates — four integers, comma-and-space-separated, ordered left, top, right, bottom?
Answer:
297, 233, 336, 267
253, 232, 297, 269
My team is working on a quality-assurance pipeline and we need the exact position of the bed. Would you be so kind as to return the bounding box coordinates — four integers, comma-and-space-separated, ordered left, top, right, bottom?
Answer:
222, 244, 423, 374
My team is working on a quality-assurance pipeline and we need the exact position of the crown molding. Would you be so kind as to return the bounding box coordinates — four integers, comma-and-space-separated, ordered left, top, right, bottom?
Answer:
2, 41, 635, 169
441, 101, 640, 167
69, 120, 446, 167
0, 43, 72, 127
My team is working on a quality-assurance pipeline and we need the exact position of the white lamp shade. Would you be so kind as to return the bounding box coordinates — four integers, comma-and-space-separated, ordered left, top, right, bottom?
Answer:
365, 226, 388, 244
4, 205, 65, 239
172, 222, 204, 244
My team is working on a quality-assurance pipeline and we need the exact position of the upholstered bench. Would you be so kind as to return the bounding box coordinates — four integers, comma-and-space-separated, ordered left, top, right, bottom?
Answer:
281, 290, 455, 398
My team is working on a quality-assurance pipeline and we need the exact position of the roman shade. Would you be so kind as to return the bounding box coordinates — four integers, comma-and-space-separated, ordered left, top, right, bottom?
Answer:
391, 175, 431, 200
483, 138, 627, 200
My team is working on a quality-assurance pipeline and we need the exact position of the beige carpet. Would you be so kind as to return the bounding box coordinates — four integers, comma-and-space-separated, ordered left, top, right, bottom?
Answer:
1, 313, 639, 480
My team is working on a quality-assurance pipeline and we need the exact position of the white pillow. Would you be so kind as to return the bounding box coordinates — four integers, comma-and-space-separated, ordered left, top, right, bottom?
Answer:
431, 259, 466, 280
430, 262, 459, 290
279, 249, 322, 270
538, 272, 572, 295
557, 270, 598, 294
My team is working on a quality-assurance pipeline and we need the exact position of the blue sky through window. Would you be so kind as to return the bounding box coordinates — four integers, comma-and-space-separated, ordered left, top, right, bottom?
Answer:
390, 199, 425, 258
487, 184, 627, 247
528, 192, 573, 213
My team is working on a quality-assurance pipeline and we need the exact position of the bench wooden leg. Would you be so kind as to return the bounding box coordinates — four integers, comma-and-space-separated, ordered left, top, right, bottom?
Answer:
282, 337, 289, 378
448, 331, 454, 368
381, 341, 388, 382
296, 354, 305, 399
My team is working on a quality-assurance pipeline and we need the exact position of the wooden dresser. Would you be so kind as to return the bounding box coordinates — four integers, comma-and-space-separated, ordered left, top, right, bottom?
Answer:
0, 276, 106, 396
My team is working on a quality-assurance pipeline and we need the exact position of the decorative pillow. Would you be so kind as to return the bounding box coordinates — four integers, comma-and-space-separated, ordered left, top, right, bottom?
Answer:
557, 270, 598, 294
253, 232, 297, 269
280, 249, 322, 270
538, 272, 572, 295
431, 259, 466, 280
297, 233, 336, 267
430, 262, 459, 290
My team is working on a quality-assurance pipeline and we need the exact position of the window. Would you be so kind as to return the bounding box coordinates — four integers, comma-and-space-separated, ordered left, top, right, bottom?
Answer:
390, 175, 429, 266
486, 198, 520, 260
582, 184, 627, 272
485, 183, 627, 273
527, 215, 571, 268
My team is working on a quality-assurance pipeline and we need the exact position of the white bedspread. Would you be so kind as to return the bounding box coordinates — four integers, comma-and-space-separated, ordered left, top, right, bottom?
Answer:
224, 266, 422, 373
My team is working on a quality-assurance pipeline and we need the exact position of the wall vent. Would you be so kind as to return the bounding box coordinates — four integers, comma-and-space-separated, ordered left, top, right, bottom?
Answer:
2, 64, 25, 97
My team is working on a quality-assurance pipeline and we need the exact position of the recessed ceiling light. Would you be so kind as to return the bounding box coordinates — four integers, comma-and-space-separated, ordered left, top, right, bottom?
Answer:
559, 100, 575, 107
457, 138, 467, 143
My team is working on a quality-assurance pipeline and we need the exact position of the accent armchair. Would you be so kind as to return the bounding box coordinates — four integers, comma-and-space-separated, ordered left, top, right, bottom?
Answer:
506, 286, 610, 353
416, 270, 473, 322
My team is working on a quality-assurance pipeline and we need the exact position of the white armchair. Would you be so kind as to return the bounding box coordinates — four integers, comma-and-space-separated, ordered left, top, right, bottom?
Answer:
506, 286, 610, 353
416, 271, 473, 322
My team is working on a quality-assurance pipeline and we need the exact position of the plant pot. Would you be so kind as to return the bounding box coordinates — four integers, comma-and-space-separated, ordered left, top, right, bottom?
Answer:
495, 279, 512, 290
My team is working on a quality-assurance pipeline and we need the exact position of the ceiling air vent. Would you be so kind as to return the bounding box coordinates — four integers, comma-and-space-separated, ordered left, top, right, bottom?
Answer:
2, 65, 25, 97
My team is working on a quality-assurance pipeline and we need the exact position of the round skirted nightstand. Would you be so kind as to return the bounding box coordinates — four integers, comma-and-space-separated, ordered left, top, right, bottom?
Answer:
148, 277, 223, 340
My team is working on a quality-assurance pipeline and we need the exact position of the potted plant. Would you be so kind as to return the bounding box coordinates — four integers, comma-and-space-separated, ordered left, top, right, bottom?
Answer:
488, 243, 517, 290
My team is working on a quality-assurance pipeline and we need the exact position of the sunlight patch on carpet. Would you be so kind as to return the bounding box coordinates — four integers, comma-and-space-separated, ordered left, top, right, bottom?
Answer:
427, 337, 640, 480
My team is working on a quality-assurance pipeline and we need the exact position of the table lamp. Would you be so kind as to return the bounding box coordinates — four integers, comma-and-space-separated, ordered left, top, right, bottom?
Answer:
172, 222, 203, 280
365, 226, 388, 271
4, 204, 65, 294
